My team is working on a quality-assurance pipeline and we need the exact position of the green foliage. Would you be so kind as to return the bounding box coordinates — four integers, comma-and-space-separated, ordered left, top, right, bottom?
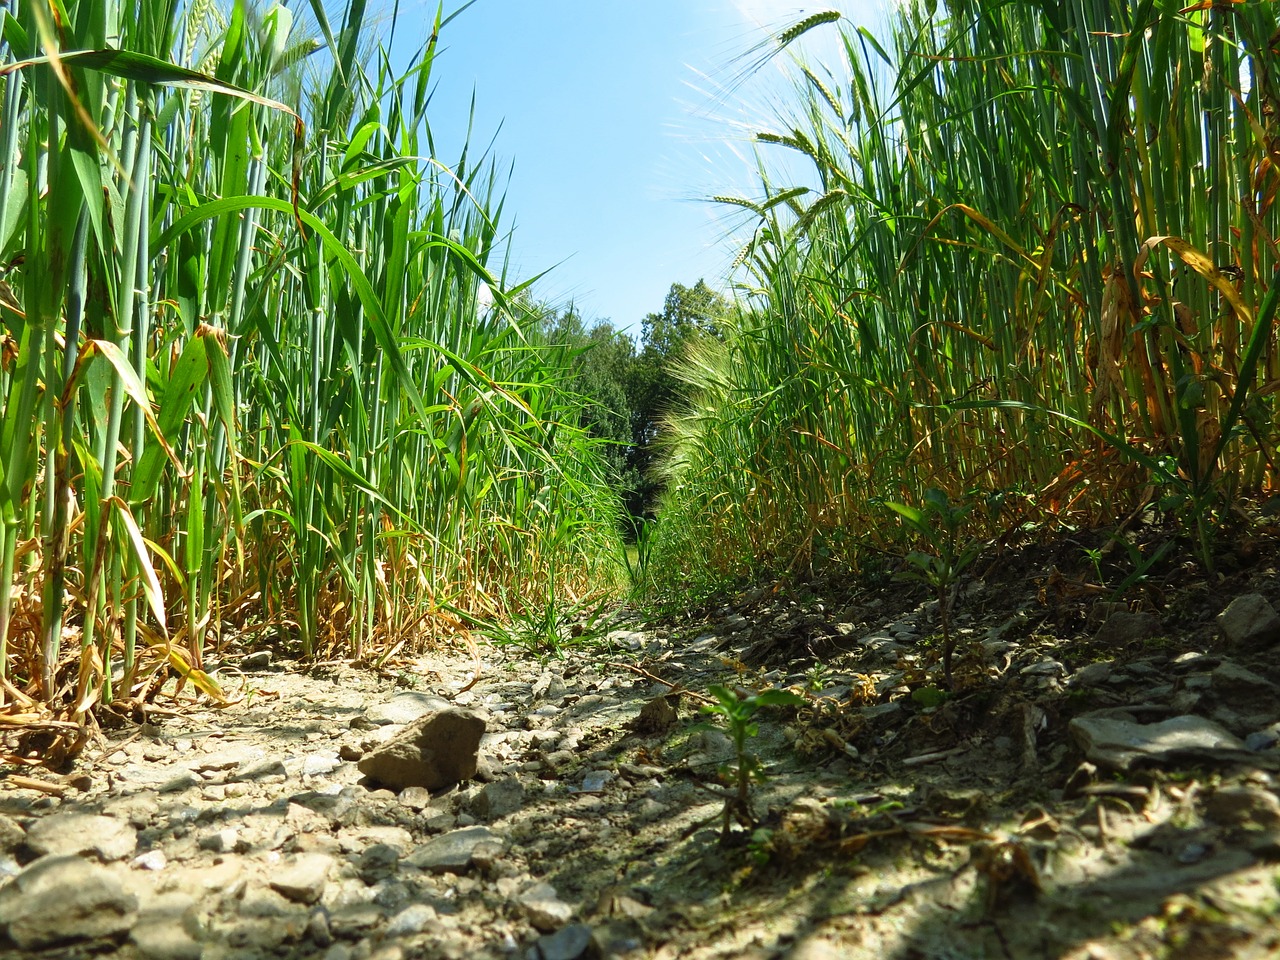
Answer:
0, 0, 624, 716
887, 489, 983, 689
643, 2, 1280, 616
698, 684, 805, 842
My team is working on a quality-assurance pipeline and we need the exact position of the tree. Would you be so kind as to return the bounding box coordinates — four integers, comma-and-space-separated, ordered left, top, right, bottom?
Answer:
540, 306, 639, 503
626, 280, 730, 518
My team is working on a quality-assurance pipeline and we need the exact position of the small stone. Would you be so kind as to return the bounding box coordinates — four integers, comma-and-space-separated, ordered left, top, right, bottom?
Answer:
133, 849, 168, 871
1245, 723, 1280, 752
306, 909, 334, 947
328, 903, 384, 936
631, 695, 679, 735
357, 843, 400, 884
131, 918, 203, 960
159, 771, 200, 794
386, 903, 438, 936
25, 813, 137, 861
1070, 661, 1112, 687
242, 650, 273, 670
399, 786, 433, 810
233, 757, 288, 782
533, 923, 593, 960
580, 771, 612, 794
1204, 785, 1280, 827
407, 826, 502, 874
359, 691, 453, 728
303, 753, 342, 777
1093, 611, 1161, 646
0, 855, 138, 948
518, 882, 575, 932
1218, 593, 1280, 649
1068, 713, 1246, 771
1211, 660, 1278, 698
198, 827, 242, 853
0, 816, 25, 854
470, 778, 525, 820
269, 853, 335, 904
357, 708, 486, 791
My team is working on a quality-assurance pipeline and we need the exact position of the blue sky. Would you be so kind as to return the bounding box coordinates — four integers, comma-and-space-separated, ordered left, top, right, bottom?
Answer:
386, 1, 886, 336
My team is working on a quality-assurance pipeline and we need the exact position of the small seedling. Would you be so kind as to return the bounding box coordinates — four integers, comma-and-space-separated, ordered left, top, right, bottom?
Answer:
886, 488, 984, 690
805, 662, 830, 692
698, 684, 805, 842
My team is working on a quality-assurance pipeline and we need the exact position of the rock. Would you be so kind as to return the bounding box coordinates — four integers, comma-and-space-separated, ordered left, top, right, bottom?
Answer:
132, 918, 203, 960
1093, 611, 1161, 646
357, 708, 485, 790
0, 855, 138, 948
1211, 660, 1279, 698
1219, 594, 1280, 649
631, 695, 679, 735
159, 771, 200, 794
131, 892, 203, 960
357, 843, 400, 884
25, 813, 137, 861
232, 756, 289, 782
1203, 785, 1280, 827
518, 881, 576, 932
605, 629, 647, 650
407, 826, 502, 873
787, 939, 848, 960
398, 786, 433, 810
470, 778, 525, 820
242, 650, 273, 670
133, 849, 168, 871
269, 852, 335, 904
306, 908, 334, 947
0, 816, 24, 854
532, 923, 594, 960
1068, 713, 1246, 770
198, 827, 243, 854
1070, 661, 1113, 687
1245, 722, 1280, 752
359, 691, 453, 728
327, 902, 384, 937
386, 902, 439, 936
302, 752, 342, 777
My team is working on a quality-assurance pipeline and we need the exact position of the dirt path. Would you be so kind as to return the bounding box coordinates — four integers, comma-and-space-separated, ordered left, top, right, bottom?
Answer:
3, 536, 1280, 960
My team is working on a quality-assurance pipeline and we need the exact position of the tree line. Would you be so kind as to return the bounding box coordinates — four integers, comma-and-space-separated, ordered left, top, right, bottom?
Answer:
538, 280, 728, 535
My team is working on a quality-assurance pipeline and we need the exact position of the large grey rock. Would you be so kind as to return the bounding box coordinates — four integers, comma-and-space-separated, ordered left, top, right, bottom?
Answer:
0, 855, 138, 948
357, 708, 485, 790
1069, 713, 1246, 770
406, 826, 501, 874
1218, 593, 1280, 649
25, 813, 137, 861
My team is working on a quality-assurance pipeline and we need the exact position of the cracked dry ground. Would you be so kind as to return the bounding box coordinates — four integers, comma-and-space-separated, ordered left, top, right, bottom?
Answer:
3, 534, 1280, 960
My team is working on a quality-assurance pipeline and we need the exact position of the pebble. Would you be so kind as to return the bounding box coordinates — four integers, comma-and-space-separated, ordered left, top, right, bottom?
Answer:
407, 826, 502, 873
25, 813, 138, 861
530, 922, 594, 960
269, 852, 335, 904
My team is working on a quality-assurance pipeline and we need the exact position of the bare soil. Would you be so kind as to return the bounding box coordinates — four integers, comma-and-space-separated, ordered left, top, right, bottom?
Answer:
3, 515, 1280, 960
